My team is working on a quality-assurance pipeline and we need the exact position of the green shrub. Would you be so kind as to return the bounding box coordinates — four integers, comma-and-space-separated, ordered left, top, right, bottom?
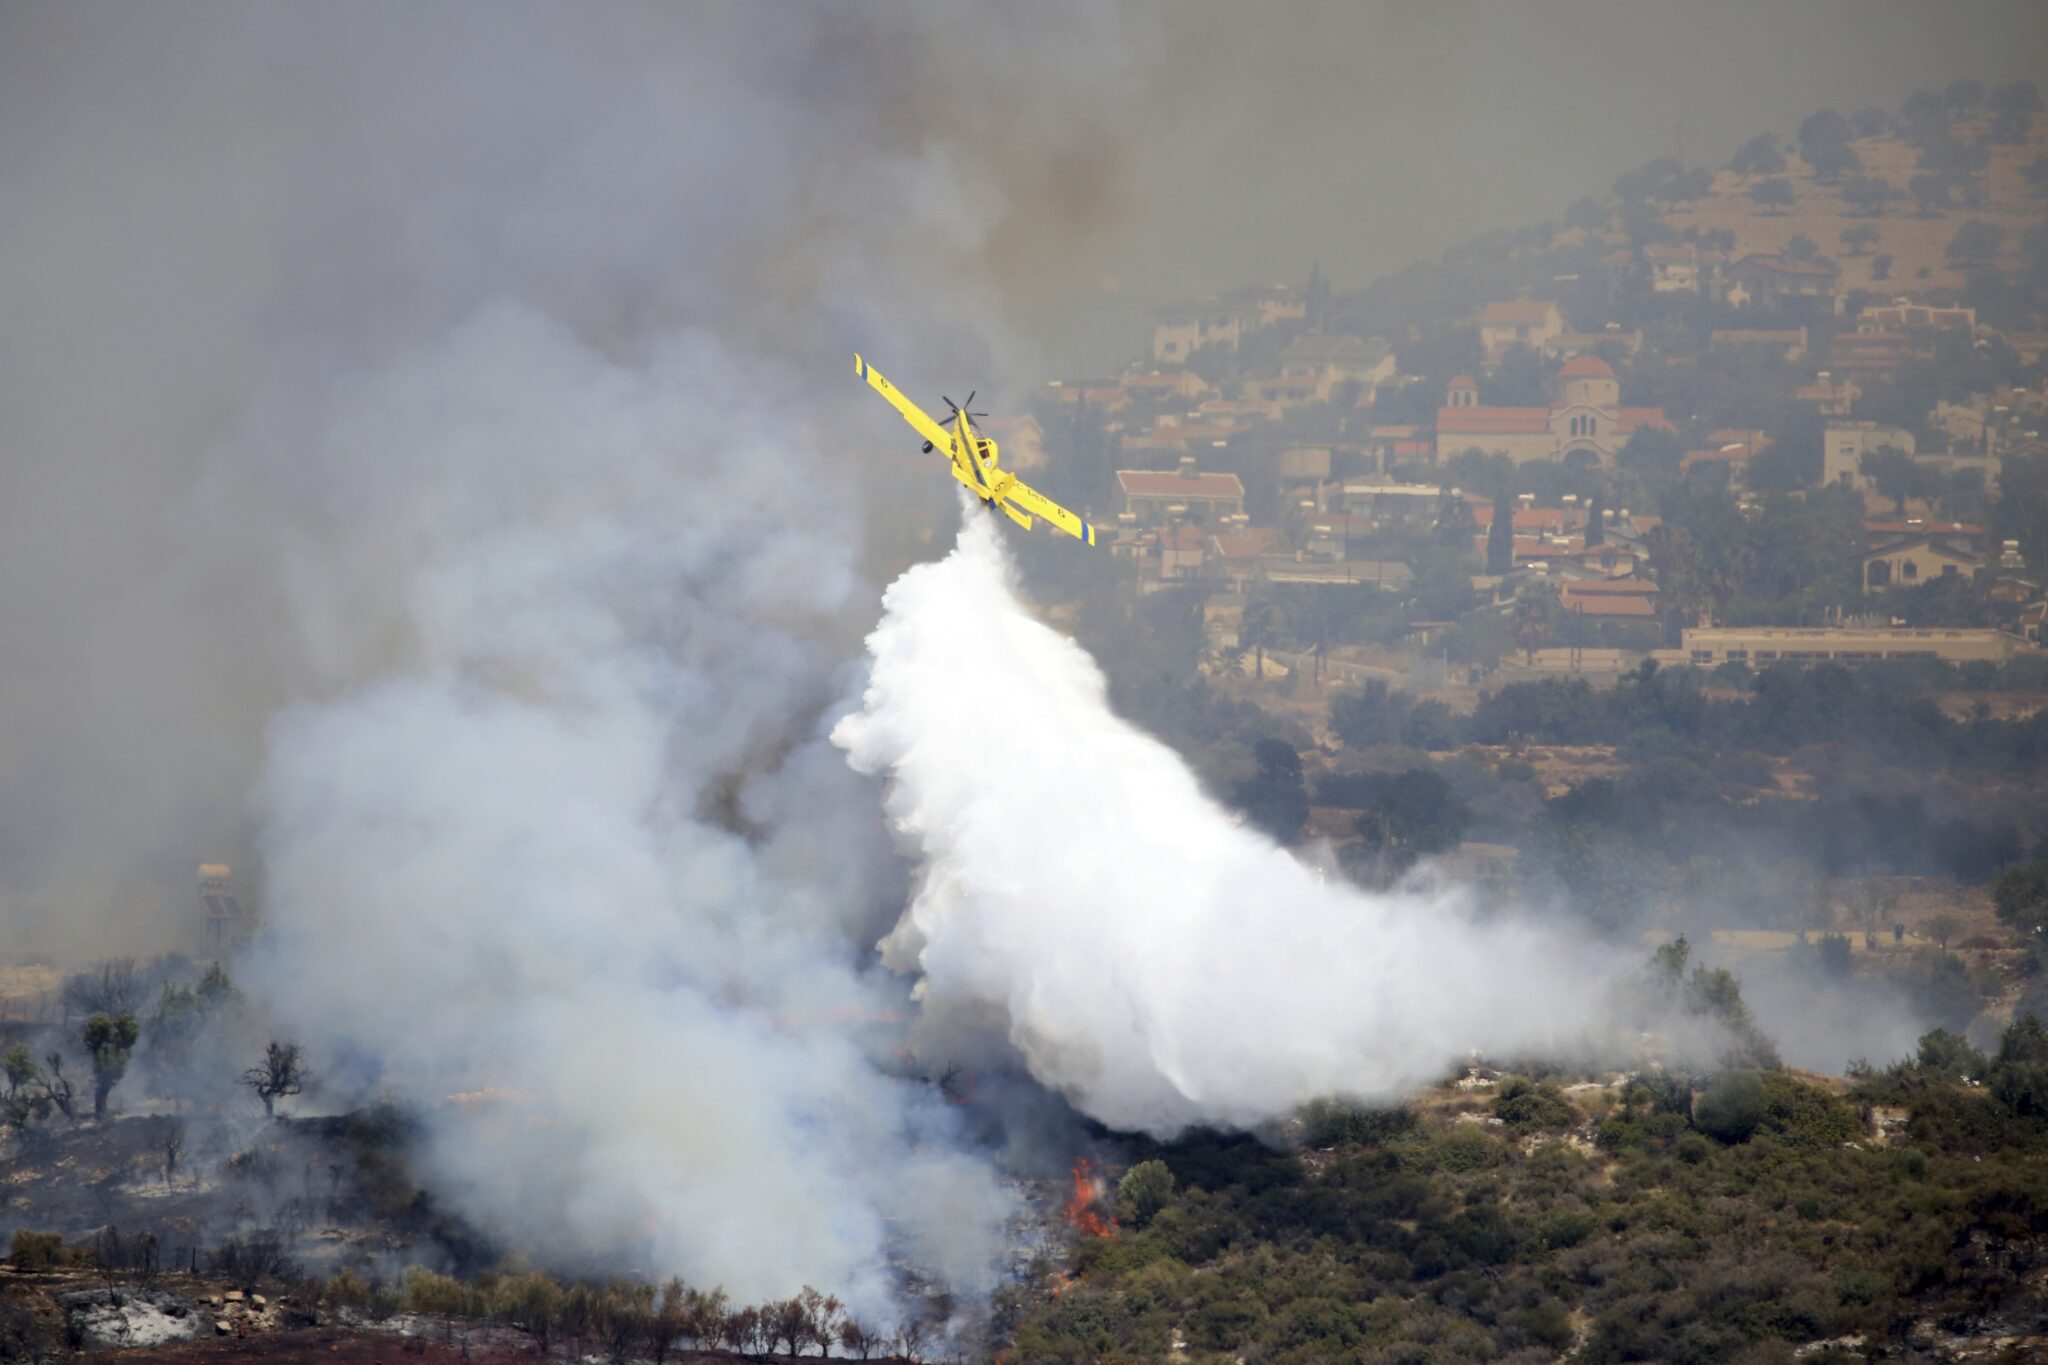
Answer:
1990, 1014, 2048, 1118
1757, 1073, 1861, 1148
7, 1229, 70, 1271
1079, 1232, 1174, 1278
1301, 1097, 1418, 1147
321, 1268, 375, 1314
1272, 1296, 1365, 1352
1114, 1160, 1176, 1230
1444, 1207, 1520, 1265
1517, 1298, 1576, 1351
1494, 1076, 1579, 1131
1832, 1265, 1887, 1305
1011, 1286, 1139, 1360
1644, 1111, 1689, 1146
1694, 1070, 1766, 1143
1187, 1295, 1267, 1351
402, 1265, 474, 1318
1596, 1117, 1646, 1152
1536, 1208, 1599, 1250
1434, 1125, 1502, 1171
1916, 1028, 1987, 1079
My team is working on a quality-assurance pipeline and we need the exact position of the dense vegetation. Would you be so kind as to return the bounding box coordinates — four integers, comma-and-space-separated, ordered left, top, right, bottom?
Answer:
1003, 1007, 2048, 1364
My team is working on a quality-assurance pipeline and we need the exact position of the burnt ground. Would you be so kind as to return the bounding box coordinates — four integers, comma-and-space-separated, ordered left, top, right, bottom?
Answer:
2, 1106, 494, 1293
97, 1331, 530, 1363
0, 1268, 900, 1363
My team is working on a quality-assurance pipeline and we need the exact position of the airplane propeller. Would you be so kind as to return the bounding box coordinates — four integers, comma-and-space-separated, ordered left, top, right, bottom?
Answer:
942, 391, 987, 426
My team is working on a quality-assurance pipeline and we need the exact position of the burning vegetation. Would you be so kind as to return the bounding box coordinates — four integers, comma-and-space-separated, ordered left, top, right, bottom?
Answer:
1060, 1159, 1117, 1241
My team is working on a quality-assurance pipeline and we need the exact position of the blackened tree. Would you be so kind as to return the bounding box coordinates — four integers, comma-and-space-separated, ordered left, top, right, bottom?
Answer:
1841, 176, 1894, 215
1947, 220, 2003, 266
1231, 738, 1309, 844
1909, 173, 1950, 215
1992, 862, 2048, 931
1898, 89, 1949, 145
1798, 109, 1859, 180
1728, 133, 1785, 176
1749, 178, 1795, 214
1486, 491, 1514, 574
1988, 79, 2041, 118
242, 1041, 304, 1119
1989, 1014, 2048, 1118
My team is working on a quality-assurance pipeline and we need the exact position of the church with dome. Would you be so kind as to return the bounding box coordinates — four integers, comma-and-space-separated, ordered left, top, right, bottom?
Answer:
1434, 355, 1673, 468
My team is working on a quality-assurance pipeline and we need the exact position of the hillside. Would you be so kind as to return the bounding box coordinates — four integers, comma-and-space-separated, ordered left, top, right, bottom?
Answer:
1662, 116, 2048, 294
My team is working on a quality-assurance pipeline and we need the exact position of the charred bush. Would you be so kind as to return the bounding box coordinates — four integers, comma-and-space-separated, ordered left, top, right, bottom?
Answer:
210, 1229, 296, 1290
9, 1228, 76, 1271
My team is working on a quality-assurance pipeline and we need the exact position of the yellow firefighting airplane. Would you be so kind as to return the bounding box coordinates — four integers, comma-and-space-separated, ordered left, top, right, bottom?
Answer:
855, 354, 1099, 546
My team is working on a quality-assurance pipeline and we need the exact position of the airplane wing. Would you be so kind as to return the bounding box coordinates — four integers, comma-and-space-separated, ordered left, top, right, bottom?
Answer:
1003, 478, 1100, 547
854, 355, 955, 454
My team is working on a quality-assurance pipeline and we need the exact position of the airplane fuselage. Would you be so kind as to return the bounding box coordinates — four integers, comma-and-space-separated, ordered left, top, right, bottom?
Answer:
947, 410, 1007, 505
855, 353, 1098, 545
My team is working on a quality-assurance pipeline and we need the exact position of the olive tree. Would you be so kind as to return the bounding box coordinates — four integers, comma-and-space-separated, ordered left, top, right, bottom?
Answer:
82, 1012, 140, 1120
242, 1040, 304, 1118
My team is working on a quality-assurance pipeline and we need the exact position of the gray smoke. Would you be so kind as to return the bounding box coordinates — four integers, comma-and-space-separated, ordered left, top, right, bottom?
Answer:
7, 0, 2034, 1313
241, 311, 1019, 1305
0, 2, 1158, 1312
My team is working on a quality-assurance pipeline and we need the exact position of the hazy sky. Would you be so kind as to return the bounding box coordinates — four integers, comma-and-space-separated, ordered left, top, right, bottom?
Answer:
1027, 1, 2048, 366
0, 2, 2042, 956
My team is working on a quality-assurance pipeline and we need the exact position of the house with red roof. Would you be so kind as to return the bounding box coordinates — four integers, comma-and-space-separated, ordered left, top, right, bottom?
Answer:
1643, 243, 1728, 295
1116, 462, 1247, 527
1150, 301, 1245, 364
1858, 302, 1975, 333
1725, 254, 1839, 313
1823, 422, 1916, 488
1479, 300, 1564, 358
1709, 327, 1809, 362
1276, 334, 1396, 401
1794, 374, 1860, 417
1679, 433, 1773, 489
1547, 329, 1643, 360
1831, 330, 1931, 379
1470, 503, 1575, 535
1120, 371, 1210, 402
1435, 356, 1673, 467
1197, 398, 1283, 424
1860, 530, 1984, 593
1042, 379, 1128, 411
1122, 430, 1189, 456
1245, 373, 1323, 407
1206, 527, 1292, 587
1560, 578, 1660, 619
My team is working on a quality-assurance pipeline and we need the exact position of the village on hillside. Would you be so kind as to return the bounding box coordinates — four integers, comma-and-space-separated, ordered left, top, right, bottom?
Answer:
993, 81, 2048, 691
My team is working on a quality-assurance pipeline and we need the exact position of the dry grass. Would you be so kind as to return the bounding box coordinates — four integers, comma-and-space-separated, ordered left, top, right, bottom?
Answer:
1660, 120, 2048, 293
0, 963, 60, 1022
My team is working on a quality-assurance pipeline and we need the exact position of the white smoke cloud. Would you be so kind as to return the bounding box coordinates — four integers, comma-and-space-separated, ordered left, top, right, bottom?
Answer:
836, 512, 1627, 1137
243, 309, 1010, 1309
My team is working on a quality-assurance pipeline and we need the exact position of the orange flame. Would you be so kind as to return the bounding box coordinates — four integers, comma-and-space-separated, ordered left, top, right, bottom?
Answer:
1064, 1158, 1118, 1238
